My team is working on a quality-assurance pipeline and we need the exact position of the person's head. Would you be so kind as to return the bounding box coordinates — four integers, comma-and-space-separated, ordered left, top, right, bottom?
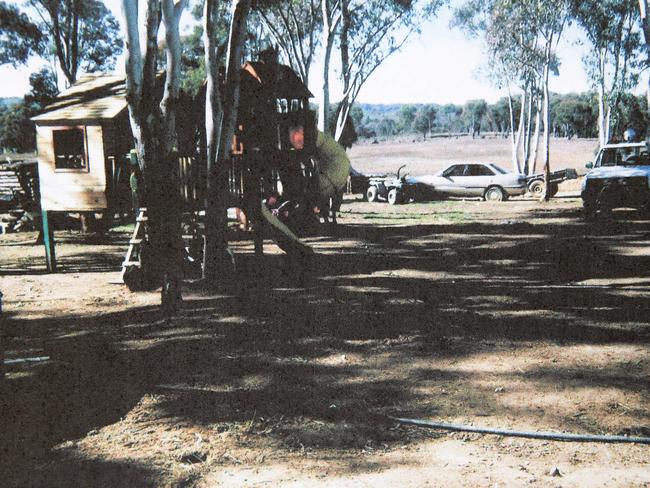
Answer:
288, 124, 305, 150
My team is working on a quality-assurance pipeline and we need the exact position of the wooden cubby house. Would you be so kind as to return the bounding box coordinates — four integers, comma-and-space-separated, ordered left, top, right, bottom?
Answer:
31, 56, 318, 272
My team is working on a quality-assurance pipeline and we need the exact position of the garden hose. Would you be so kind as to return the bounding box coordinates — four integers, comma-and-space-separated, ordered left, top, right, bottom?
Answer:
390, 416, 650, 444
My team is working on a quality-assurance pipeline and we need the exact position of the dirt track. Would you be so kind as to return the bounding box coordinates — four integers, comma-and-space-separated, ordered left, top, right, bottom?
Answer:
1, 194, 650, 487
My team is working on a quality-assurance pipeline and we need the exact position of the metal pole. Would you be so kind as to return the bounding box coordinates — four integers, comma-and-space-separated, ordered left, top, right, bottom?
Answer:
41, 210, 57, 272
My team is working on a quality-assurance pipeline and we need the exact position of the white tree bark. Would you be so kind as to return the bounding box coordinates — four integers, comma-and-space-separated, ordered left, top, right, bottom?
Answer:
597, 47, 608, 147
203, 0, 250, 279
529, 96, 541, 175
542, 39, 552, 201
204, 0, 223, 176
318, 0, 340, 133
217, 0, 250, 164
522, 85, 534, 173
513, 90, 526, 174
161, 0, 186, 153
506, 84, 519, 173
120, 1, 142, 102
119, 0, 186, 314
202, 0, 226, 280
639, 0, 650, 112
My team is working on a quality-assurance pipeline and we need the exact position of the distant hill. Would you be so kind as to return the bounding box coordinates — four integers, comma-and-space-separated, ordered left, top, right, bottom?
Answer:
0, 97, 22, 108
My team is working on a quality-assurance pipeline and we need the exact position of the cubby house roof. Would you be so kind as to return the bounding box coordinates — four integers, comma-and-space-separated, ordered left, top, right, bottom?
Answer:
32, 74, 128, 124
242, 62, 313, 99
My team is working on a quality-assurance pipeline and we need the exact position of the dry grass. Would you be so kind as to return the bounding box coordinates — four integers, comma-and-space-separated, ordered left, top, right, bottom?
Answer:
349, 136, 599, 177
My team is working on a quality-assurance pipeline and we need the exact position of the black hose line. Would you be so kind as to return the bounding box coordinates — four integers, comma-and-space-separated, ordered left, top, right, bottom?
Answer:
390, 417, 650, 445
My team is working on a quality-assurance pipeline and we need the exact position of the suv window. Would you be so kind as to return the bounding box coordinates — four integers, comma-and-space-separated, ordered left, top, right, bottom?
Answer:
599, 146, 650, 167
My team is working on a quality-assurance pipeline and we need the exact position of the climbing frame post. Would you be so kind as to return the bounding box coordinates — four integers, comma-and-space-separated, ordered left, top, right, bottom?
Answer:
41, 210, 57, 272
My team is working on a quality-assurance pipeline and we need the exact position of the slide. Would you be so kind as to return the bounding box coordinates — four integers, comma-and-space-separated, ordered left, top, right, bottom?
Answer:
260, 202, 314, 258
260, 130, 351, 257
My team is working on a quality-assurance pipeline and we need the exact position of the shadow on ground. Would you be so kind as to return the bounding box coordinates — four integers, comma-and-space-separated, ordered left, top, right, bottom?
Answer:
2, 206, 650, 486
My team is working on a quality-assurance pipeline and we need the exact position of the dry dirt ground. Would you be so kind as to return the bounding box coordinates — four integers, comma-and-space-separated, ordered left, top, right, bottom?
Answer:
2, 139, 650, 487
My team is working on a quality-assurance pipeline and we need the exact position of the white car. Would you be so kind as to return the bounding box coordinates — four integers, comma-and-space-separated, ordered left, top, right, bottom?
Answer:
407, 162, 528, 201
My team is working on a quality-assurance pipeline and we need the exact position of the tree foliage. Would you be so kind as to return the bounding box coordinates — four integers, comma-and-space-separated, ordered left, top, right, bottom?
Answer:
0, 67, 59, 153
18, 0, 123, 85
178, 1, 231, 96
551, 93, 597, 138
463, 99, 487, 137
0, 104, 35, 153
0, 1, 43, 67
571, 0, 640, 144
398, 104, 418, 131
24, 68, 59, 108
256, 0, 321, 86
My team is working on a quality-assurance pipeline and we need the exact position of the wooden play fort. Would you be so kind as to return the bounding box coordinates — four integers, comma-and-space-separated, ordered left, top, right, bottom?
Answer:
31, 56, 349, 273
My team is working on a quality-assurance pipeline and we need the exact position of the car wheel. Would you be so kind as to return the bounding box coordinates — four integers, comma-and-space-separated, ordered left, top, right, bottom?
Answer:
528, 179, 544, 197
387, 188, 401, 205
484, 186, 505, 202
548, 183, 559, 197
366, 186, 378, 202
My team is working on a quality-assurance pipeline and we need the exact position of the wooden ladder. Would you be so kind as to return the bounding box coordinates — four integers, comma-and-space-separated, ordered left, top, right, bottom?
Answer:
121, 207, 148, 280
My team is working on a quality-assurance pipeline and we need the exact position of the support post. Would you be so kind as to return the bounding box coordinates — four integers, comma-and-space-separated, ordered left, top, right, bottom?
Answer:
0, 292, 4, 386
41, 210, 57, 272
250, 158, 264, 257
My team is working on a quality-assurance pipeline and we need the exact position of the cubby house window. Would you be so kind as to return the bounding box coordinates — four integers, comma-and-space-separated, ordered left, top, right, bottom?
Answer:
53, 128, 87, 170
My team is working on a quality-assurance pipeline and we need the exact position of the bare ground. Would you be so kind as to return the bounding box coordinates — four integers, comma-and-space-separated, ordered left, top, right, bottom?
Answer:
2, 190, 650, 487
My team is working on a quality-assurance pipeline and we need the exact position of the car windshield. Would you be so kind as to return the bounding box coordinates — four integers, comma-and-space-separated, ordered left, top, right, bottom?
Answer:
599, 146, 650, 166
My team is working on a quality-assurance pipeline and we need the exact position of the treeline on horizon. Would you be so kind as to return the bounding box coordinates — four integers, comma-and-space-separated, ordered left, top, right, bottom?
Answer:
349, 91, 649, 142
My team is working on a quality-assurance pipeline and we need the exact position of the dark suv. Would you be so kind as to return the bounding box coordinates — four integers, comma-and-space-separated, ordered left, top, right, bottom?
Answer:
581, 142, 650, 220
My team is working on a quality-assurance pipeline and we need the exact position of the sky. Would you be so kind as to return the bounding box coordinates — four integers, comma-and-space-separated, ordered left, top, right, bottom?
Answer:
0, 1, 615, 106
350, 8, 593, 105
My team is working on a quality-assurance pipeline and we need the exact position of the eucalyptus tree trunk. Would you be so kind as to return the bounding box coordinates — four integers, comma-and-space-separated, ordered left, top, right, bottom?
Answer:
529, 96, 542, 175
158, 0, 186, 313
511, 89, 526, 174
318, 0, 341, 132
203, 0, 250, 280
542, 44, 552, 202
202, 0, 226, 281
506, 86, 518, 173
521, 88, 535, 174
640, 0, 650, 112
333, 0, 351, 142
597, 47, 609, 147
121, 0, 187, 314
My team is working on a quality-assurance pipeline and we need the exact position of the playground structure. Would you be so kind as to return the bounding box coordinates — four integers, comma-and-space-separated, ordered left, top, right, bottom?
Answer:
30, 56, 350, 274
